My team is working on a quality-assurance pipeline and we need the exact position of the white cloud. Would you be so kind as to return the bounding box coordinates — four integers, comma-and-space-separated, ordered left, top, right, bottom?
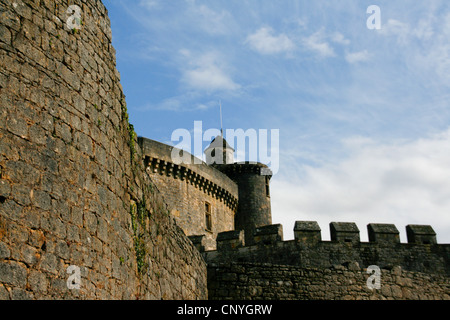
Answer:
136, 96, 184, 112
180, 51, 240, 92
192, 4, 232, 35
377, 14, 450, 87
379, 19, 410, 43
302, 30, 335, 57
139, 0, 160, 10
331, 32, 350, 45
413, 19, 434, 40
418, 13, 450, 86
184, 66, 239, 92
136, 94, 219, 112
246, 27, 295, 55
380, 18, 433, 44
195, 103, 210, 110
345, 50, 370, 64
271, 129, 450, 244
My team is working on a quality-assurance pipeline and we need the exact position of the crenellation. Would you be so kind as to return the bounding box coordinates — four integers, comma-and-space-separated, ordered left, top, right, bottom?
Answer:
294, 221, 321, 244
330, 222, 360, 243
188, 235, 206, 253
406, 225, 437, 245
140, 139, 238, 212
368, 223, 400, 244
253, 224, 283, 245
208, 221, 447, 247
217, 230, 245, 251
204, 221, 450, 277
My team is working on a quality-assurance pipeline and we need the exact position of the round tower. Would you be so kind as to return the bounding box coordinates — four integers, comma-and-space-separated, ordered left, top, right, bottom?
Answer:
214, 162, 273, 246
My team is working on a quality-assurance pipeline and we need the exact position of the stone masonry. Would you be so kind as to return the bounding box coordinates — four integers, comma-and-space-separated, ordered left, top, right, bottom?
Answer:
208, 262, 450, 300
1, 0, 449, 301
138, 137, 238, 251
0, 0, 206, 300
203, 222, 450, 300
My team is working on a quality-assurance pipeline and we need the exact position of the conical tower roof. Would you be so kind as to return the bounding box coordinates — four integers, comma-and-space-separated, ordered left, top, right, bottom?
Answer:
205, 135, 234, 152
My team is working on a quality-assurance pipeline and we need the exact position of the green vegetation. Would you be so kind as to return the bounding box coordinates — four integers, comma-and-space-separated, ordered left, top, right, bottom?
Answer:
130, 199, 151, 276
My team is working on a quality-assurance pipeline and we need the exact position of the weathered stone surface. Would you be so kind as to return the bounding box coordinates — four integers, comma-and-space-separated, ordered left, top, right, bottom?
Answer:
330, 222, 360, 243
0, 261, 27, 287
215, 162, 273, 246
0, 284, 9, 300
139, 137, 237, 251
208, 262, 450, 300
0, 0, 207, 300
204, 229, 450, 276
294, 221, 321, 244
406, 225, 437, 244
217, 230, 245, 251
368, 223, 400, 243
254, 224, 283, 245
1, 0, 447, 302
0, 242, 10, 260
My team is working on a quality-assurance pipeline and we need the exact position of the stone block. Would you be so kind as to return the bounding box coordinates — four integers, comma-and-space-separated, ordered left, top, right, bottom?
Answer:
406, 225, 437, 244
367, 223, 400, 244
188, 235, 206, 252
0, 242, 10, 259
253, 224, 283, 245
217, 230, 244, 251
11, 288, 33, 300
28, 270, 48, 293
294, 221, 321, 244
39, 253, 58, 275
0, 261, 27, 287
330, 222, 360, 243
0, 284, 9, 300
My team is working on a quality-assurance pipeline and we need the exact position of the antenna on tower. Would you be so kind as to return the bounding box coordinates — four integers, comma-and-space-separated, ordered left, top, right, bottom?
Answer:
219, 100, 223, 137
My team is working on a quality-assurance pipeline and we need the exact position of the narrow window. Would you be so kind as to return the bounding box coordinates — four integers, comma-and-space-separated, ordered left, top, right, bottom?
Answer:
205, 202, 212, 232
265, 176, 270, 197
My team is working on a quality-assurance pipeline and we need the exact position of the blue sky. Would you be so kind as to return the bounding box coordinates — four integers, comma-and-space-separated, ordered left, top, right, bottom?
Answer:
103, 0, 450, 243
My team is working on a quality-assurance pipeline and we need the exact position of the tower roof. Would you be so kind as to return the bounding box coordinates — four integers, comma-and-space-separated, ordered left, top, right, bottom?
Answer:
205, 135, 234, 152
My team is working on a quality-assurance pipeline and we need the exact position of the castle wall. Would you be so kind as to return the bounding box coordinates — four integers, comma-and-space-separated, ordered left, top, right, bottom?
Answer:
204, 222, 449, 300
205, 239, 450, 275
204, 223, 450, 275
0, 0, 206, 300
2, 0, 448, 301
208, 262, 450, 300
138, 138, 238, 250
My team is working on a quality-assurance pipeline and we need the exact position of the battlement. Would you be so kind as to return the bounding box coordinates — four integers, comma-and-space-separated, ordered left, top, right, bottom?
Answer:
138, 137, 239, 210
196, 221, 441, 248
197, 221, 450, 275
213, 162, 273, 177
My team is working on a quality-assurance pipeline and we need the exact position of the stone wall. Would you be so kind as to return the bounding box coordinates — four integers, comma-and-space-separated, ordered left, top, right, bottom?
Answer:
208, 262, 450, 300
204, 223, 450, 276
204, 222, 449, 300
139, 137, 238, 250
0, 0, 206, 300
